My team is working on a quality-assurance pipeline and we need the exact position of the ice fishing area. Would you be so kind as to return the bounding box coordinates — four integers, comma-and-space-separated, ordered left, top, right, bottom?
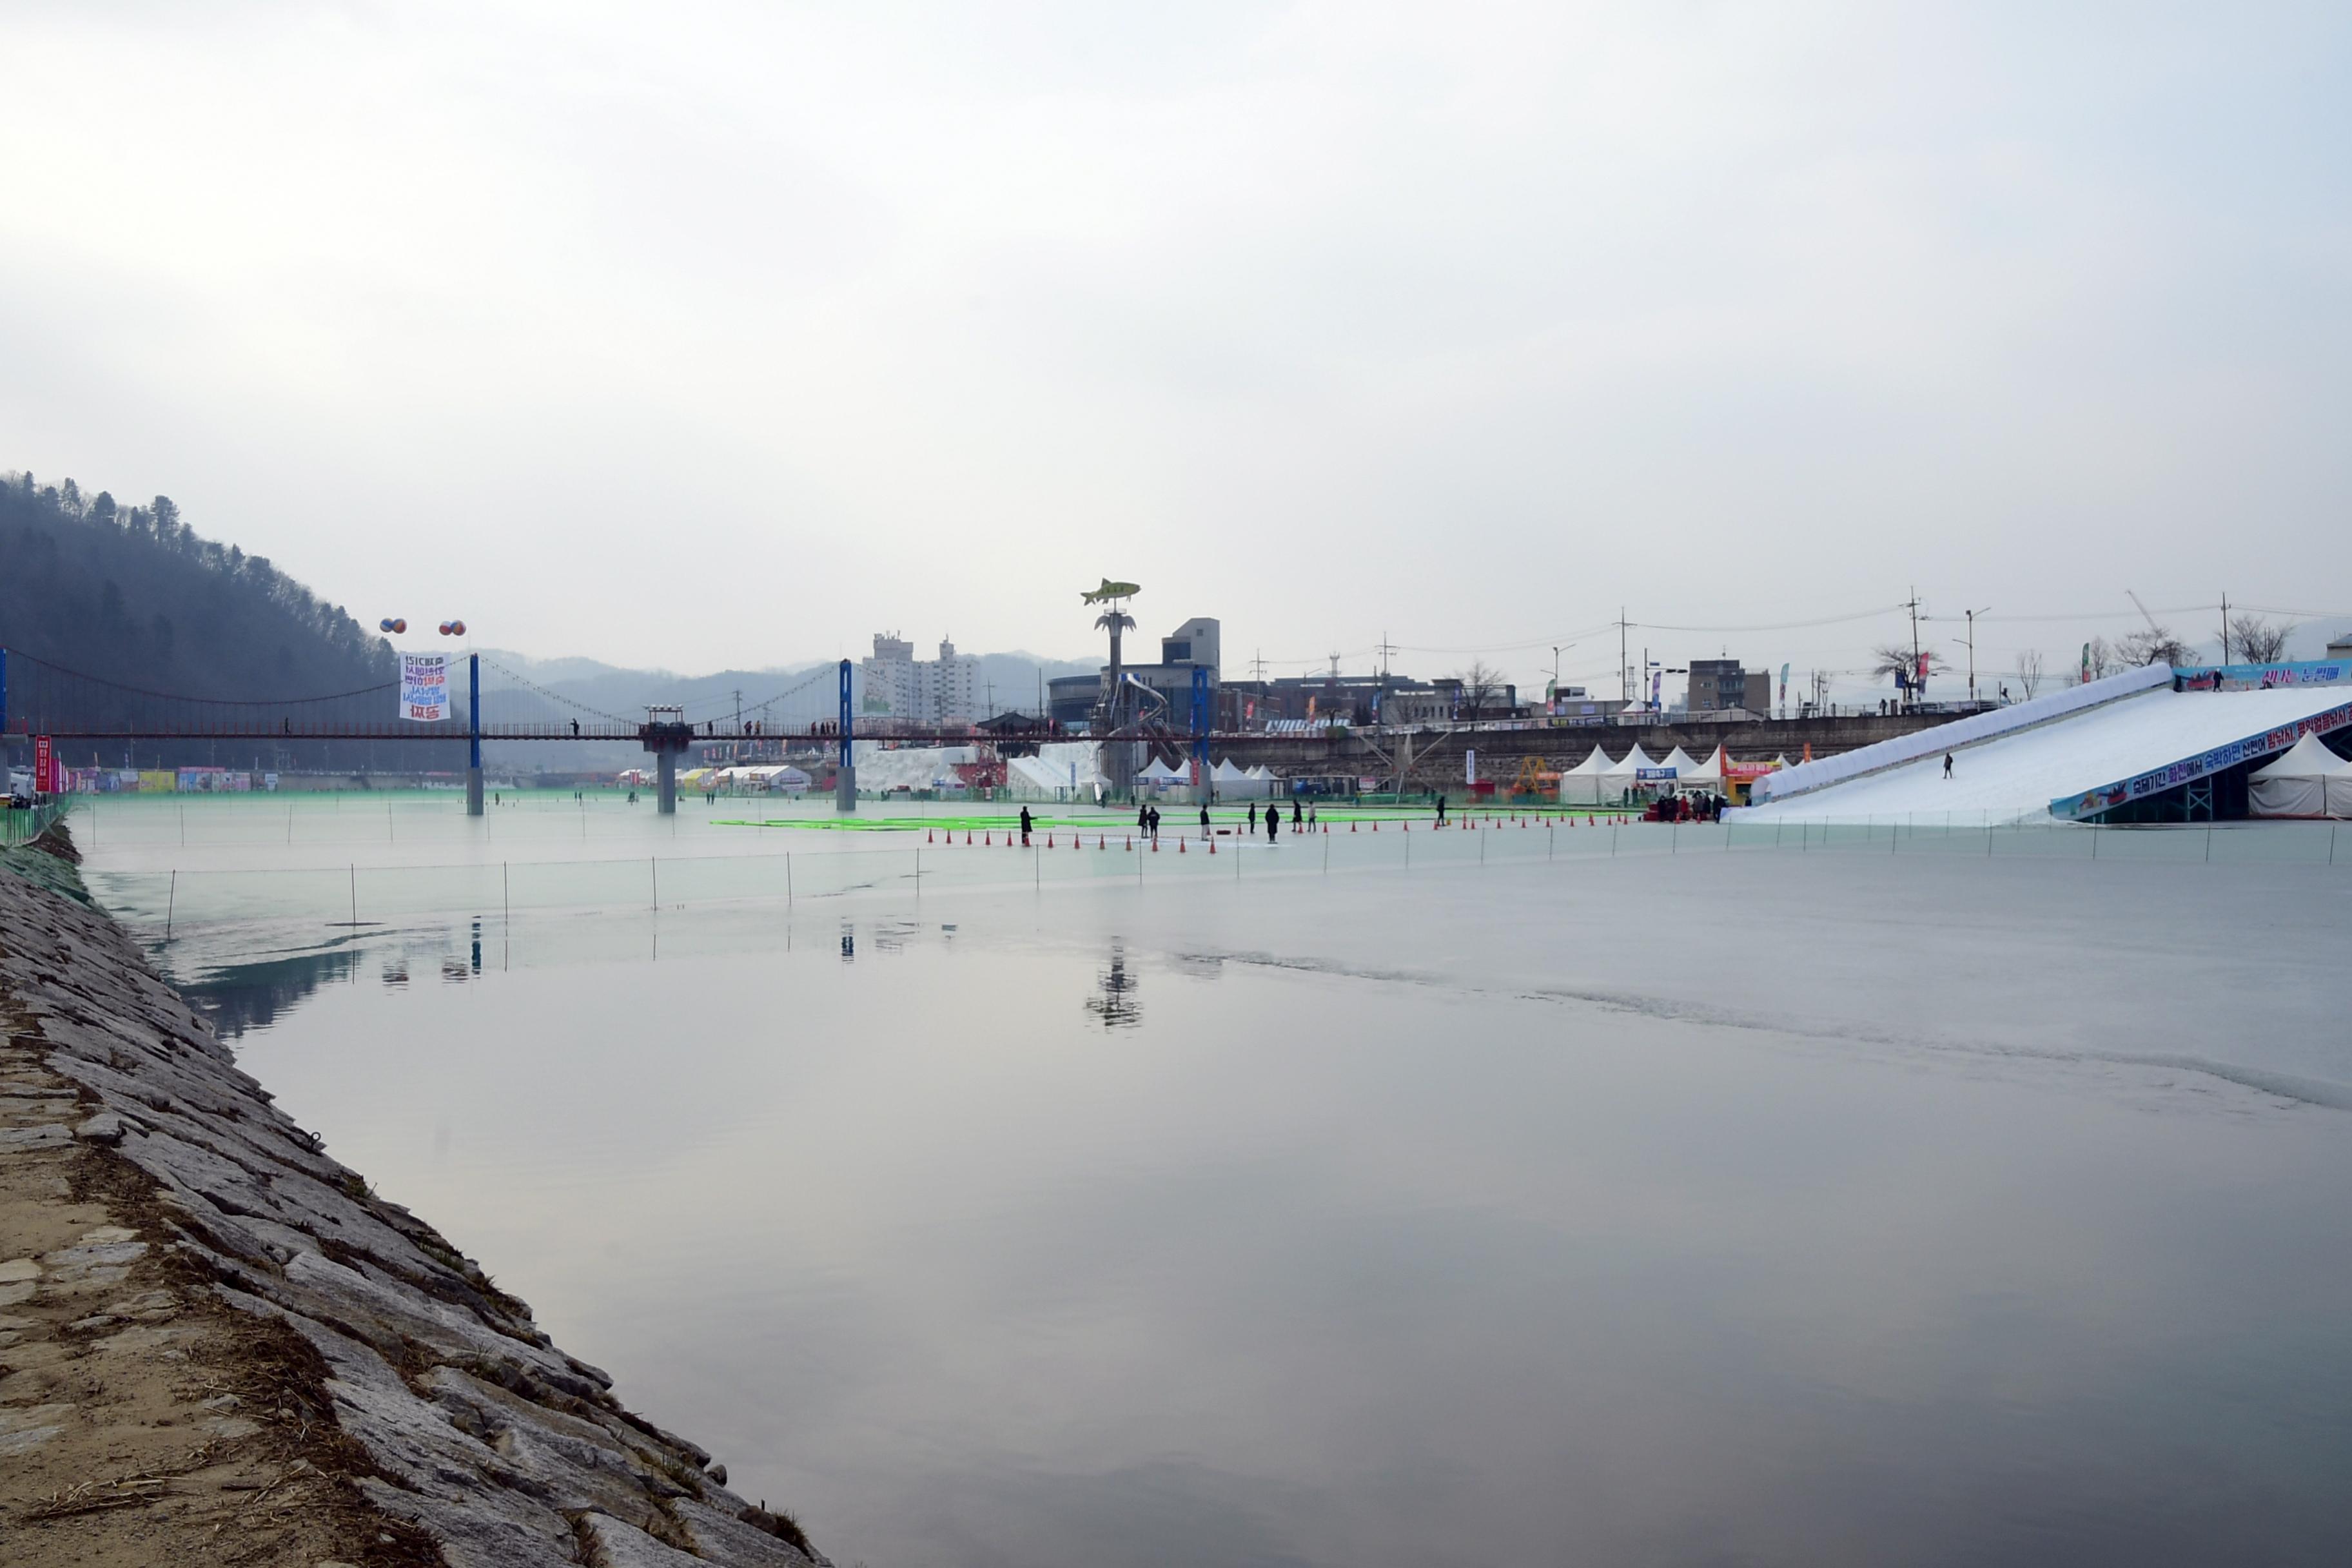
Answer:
1736, 663, 2352, 826
74, 792, 2352, 1568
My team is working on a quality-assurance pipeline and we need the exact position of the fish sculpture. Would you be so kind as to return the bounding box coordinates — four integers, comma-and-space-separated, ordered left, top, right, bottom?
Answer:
1081, 579, 1141, 604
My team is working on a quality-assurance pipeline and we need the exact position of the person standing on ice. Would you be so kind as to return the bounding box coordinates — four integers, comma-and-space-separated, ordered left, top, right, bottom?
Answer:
1291, 798, 1303, 827
1435, 792, 1449, 826
1248, 803, 1258, 834
1943, 753, 1954, 780
1267, 803, 1280, 843
1019, 805, 1034, 845
1199, 803, 1211, 839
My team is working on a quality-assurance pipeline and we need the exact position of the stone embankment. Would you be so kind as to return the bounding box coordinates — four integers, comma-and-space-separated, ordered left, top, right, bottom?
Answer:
1, 826, 828, 1568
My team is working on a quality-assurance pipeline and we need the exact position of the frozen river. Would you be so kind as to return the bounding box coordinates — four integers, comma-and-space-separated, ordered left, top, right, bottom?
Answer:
73, 794, 2352, 1565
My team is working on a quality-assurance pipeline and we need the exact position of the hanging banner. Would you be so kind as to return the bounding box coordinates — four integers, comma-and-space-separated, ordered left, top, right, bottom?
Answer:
1464, 748, 1477, 785
399, 654, 451, 721
34, 734, 54, 794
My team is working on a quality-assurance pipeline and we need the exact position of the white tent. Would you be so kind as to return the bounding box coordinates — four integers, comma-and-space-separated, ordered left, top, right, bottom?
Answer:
1657, 747, 1709, 791
2332, 760, 2352, 820
1598, 744, 1659, 801
2250, 732, 2345, 818
1558, 748, 1615, 805
1678, 745, 1728, 790
1210, 758, 1271, 798
1139, 757, 1185, 782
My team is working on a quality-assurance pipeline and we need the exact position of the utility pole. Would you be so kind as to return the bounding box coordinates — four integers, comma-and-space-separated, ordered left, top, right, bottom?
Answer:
1963, 607, 1990, 704
1905, 587, 1925, 711
1618, 609, 1630, 705
2219, 592, 2230, 665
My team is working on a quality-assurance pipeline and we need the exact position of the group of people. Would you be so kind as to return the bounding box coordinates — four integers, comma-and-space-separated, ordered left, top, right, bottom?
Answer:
1642, 791, 1727, 823
1014, 798, 1326, 846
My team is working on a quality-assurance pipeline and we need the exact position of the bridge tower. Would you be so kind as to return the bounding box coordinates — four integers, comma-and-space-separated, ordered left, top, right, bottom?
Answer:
834, 659, 856, 812
640, 705, 691, 814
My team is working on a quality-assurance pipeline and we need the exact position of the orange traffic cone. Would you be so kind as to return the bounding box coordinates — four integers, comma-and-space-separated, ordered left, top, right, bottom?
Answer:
1351, 820, 1357, 832
1208, 836, 1217, 853
927, 828, 934, 843
1099, 834, 1106, 850
1152, 838, 1159, 852
1047, 832, 1054, 848
985, 831, 992, 845
1179, 837, 1186, 853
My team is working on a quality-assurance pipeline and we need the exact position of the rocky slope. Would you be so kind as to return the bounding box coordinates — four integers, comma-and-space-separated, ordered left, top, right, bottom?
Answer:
1, 831, 828, 1567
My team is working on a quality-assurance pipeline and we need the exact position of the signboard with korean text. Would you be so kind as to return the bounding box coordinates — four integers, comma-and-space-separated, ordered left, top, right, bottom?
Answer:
400, 654, 451, 721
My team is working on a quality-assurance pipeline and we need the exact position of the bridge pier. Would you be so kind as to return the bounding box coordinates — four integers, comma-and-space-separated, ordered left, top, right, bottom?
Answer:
466, 653, 484, 817
638, 710, 692, 818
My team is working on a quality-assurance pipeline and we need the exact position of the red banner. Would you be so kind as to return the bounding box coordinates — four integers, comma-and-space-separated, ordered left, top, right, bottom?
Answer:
34, 734, 54, 794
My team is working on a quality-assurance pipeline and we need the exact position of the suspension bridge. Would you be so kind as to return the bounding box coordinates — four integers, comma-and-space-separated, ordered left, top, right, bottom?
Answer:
0, 648, 1224, 818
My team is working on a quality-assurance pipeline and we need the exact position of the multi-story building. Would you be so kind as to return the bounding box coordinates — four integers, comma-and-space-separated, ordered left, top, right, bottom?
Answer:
859, 634, 981, 728
1685, 659, 1770, 716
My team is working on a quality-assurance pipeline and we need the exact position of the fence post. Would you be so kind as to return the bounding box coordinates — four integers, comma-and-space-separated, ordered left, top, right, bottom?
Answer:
165, 869, 175, 941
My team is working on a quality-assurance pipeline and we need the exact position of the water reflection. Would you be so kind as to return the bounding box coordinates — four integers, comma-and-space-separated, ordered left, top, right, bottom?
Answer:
1084, 942, 1142, 1030
181, 946, 360, 1040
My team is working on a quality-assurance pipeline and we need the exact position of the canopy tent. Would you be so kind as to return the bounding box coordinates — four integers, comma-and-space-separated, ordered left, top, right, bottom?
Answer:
1558, 747, 1615, 805
1138, 757, 1186, 782
2250, 732, 2347, 818
1678, 745, 1729, 790
1597, 745, 1659, 799
1210, 758, 1273, 798
1656, 747, 1713, 791
1005, 741, 1106, 801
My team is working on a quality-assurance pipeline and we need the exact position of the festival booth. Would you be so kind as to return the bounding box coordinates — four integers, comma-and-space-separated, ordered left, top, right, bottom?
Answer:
1199, 759, 1269, 799
2249, 733, 2348, 819
1598, 745, 1660, 805
1558, 748, 1614, 805
1676, 745, 1729, 795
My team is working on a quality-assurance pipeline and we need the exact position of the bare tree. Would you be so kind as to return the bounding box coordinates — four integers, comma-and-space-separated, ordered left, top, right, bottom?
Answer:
1869, 643, 1946, 703
2228, 613, 2290, 664
2079, 636, 2119, 682
2015, 649, 2045, 699
2117, 624, 2193, 667
1450, 660, 1506, 720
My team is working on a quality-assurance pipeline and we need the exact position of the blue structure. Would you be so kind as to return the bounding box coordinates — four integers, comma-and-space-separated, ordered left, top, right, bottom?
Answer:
1190, 665, 1211, 799
834, 658, 856, 811
466, 652, 484, 816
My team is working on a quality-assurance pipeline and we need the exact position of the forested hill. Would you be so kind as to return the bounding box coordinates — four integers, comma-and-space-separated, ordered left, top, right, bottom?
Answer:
1, 470, 393, 701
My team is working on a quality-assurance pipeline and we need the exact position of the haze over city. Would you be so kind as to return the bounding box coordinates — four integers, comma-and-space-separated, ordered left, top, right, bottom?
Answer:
5, 3, 2347, 695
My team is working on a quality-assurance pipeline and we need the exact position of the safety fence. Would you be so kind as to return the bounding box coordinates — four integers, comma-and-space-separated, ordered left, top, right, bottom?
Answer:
2, 799, 71, 849
85, 812, 2351, 942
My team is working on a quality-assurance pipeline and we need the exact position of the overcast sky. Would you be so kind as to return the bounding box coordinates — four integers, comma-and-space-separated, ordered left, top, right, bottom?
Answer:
5, 2, 2347, 699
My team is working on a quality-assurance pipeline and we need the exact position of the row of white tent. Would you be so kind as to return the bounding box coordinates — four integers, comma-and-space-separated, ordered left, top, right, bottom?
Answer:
1558, 744, 1785, 805
2249, 733, 2352, 818
1139, 757, 1279, 798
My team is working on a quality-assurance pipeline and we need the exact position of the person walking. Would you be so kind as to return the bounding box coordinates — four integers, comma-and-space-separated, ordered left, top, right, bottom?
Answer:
1267, 803, 1280, 843
1943, 752, 1954, 780
1199, 802, 1212, 839
1248, 803, 1258, 834
1307, 802, 1317, 830
1019, 805, 1034, 846
1291, 799, 1302, 827
1435, 792, 1448, 826
1138, 802, 1150, 835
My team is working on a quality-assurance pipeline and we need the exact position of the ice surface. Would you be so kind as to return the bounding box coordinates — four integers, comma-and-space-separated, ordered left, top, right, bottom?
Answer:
1735, 685, 2351, 823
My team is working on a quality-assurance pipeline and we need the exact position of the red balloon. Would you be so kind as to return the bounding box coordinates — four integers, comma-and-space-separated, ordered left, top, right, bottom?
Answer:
438, 622, 453, 635
391, 618, 407, 633
450, 620, 466, 636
